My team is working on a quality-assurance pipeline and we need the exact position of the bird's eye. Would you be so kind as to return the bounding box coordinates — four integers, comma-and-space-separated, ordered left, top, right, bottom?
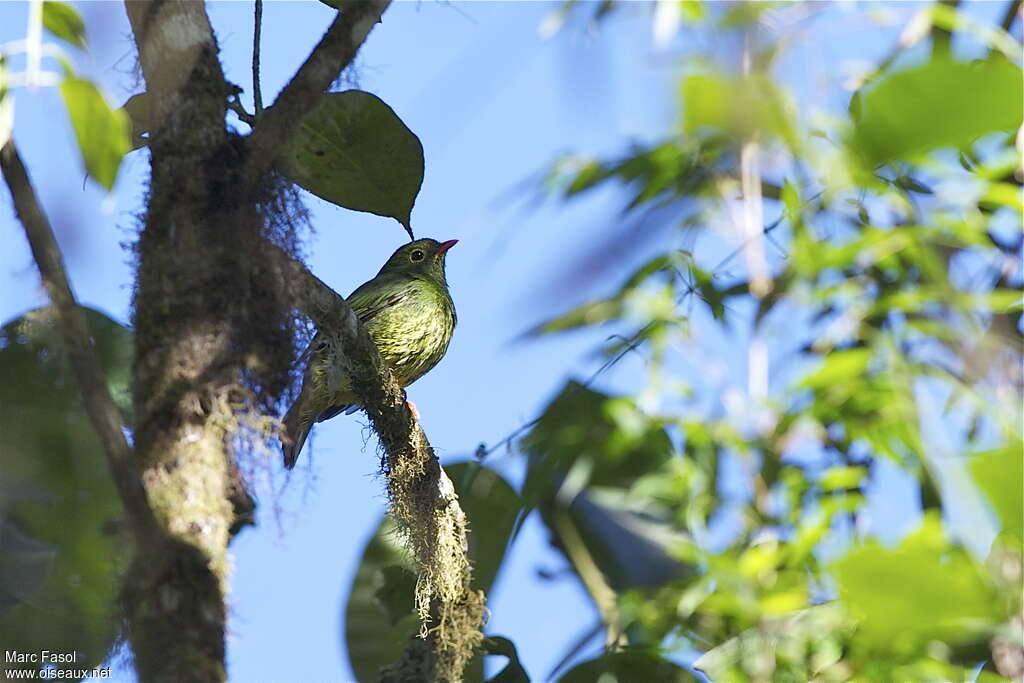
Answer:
410, 249, 425, 262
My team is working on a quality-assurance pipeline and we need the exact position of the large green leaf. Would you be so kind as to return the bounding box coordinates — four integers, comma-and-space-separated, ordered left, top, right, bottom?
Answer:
557, 651, 698, 683
969, 442, 1024, 547
832, 513, 1002, 656
343, 463, 520, 682
0, 306, 131, 676
451, 463, 522, 597
59, 75, 131, 190
522, 383, 692, 595
558, 487, 694, 591
852, 53, 1023, 166
682, 71, 799, 149
342, 517, 419, 683
522, 382, 674, 509
43, 1, 87, 49
119, 92, 151, 150
278, 90, 424, 232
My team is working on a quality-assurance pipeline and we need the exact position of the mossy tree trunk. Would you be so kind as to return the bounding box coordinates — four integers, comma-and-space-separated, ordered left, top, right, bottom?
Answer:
7, 1, 482, 680
123, 4, 249, 681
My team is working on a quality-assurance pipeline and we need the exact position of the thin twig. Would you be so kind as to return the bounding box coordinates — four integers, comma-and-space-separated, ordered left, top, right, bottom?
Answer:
253, 0, 263, 116
0, 140, 156, 534
480, 324, 650, 459
551, 509, 626, 649
245, 0, 391, 181
227, 93, 256, 126
999, 0, 1021, 33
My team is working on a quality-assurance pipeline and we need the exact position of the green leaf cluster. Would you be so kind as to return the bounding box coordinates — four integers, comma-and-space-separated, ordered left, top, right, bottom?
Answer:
386, 2, 1022, 681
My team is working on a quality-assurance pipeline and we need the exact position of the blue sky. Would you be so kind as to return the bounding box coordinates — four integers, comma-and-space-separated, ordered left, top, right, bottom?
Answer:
0, 1, 1008, 681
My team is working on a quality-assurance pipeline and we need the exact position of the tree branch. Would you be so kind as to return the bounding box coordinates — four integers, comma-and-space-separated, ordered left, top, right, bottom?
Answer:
551, 508, 626, 650
253, 0, 264, 115
244, 0, 391, 180
123, 0, 226, 145
0, 140, 156, 535
277, 247, 484, 682
1000, 0, 1021, 33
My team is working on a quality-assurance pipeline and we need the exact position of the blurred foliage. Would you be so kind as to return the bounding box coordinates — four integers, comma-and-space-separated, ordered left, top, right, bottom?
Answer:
4, 0, 129, 190
0, 307, 131, 677
851, 52, 1022, 167
339, 1, 1020, 681
42, 1, 87, 50
59, 72, 131, 190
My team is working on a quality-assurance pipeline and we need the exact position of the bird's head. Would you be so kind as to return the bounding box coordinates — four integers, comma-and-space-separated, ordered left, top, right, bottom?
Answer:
379, 238, 458, 283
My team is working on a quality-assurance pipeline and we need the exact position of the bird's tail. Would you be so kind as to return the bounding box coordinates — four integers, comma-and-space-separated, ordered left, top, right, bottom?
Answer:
282, 399, 312, 470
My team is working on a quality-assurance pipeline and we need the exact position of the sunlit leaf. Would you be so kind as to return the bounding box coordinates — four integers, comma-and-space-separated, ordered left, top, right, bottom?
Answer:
800, 348, 872, 389
43, 1, 87, 49
832, 514, 1001, 655
928, 3, 1020, 60
59, 75, 131, 190
852, 53, 1023, 166
981, 181, 1024, 211
818, 465, 868, 492
682, 71, 799, 149
969, 443, 1024, 546
278, 90, 424, 232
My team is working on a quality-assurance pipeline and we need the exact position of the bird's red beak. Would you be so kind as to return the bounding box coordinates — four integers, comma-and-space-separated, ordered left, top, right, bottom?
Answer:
437, 239, 458, 256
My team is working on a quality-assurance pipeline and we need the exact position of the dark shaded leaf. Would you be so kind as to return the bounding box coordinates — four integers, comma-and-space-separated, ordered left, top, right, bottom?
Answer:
453, 463, 522, 594
278, 90, 424, 232
0, 518, 57, 611
557, 650, 698, 683
564, 487, 695, 590
375, 565, 417, 627
343, 464, 520, 682
120, 92, 151, 150
521, 382, 674, 508
482, 636, 530, 683
0, 306, 131, 673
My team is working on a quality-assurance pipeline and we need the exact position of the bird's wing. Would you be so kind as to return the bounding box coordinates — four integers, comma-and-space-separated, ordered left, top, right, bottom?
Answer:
347, 278, 413, 324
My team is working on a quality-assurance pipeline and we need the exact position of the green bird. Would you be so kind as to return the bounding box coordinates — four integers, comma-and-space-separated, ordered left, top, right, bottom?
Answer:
282, 238, 458, 468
